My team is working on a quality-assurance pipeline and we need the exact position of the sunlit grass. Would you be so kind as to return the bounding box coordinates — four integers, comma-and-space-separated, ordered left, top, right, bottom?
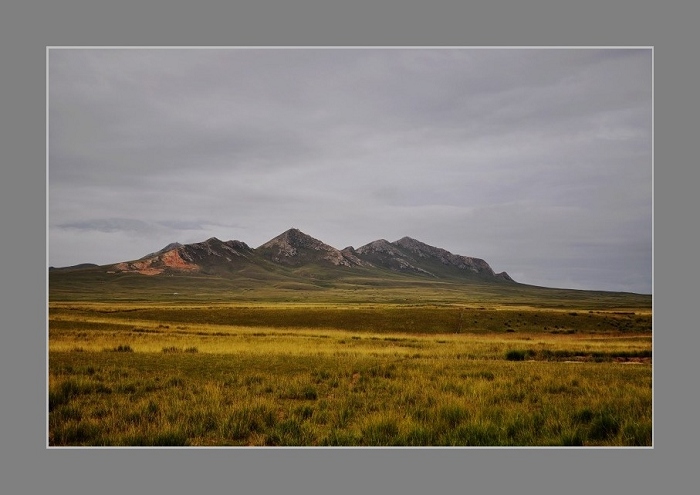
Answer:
48, 302, 651, 447
49, 349, 651, 446
49, 315, 652, 361
49, 301, 652, 336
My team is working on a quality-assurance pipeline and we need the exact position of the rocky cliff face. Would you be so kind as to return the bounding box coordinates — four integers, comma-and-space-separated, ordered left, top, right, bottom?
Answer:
392, 236, 495, 275
354, 239, 434, 276
179, 238, 253, 262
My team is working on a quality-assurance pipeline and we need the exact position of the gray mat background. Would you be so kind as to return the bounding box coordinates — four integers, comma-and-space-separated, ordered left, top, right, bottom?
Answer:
1, 1, 697, 494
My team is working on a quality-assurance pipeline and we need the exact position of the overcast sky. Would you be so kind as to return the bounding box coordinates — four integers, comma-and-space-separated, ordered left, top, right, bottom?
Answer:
48, 48, 652, 293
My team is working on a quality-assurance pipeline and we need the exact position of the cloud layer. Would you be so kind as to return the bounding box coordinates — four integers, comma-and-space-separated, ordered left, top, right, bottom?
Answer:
49, 48, 652, 293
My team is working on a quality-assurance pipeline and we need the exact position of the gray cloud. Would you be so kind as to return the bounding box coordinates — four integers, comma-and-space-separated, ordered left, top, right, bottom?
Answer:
49, 48, 652, 293
59, 218, 155, 234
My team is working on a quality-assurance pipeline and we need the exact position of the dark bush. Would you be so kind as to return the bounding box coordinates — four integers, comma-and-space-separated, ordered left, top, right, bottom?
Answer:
505, 350, 526, 361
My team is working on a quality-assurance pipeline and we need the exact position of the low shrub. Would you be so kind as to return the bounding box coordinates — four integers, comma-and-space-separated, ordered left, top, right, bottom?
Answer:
110, 344, 133, 353
505, 350, 526, 361
302, 385, 318, 400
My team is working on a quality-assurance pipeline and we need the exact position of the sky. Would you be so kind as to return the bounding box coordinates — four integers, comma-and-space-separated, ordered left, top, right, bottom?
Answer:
48, 48, 652, 294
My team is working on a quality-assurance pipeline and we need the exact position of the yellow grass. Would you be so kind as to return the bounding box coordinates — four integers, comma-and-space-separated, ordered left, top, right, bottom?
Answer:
48, 302, 652, 446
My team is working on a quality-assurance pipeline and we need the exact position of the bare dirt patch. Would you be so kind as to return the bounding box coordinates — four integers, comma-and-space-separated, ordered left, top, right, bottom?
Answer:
614, 357, 651, 365
113, 249, 199, 275
161, 249, 199, 271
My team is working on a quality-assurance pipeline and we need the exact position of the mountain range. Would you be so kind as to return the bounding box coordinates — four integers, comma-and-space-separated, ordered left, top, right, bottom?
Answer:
51, 228, 514, 284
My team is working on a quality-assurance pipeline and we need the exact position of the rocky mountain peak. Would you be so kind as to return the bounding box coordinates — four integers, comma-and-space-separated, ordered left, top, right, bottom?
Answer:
258, 228, 364, 267
356, 239, 403, 256
392, 236, 441, 256
120, 237, 253, 275
258, 228, 327, 252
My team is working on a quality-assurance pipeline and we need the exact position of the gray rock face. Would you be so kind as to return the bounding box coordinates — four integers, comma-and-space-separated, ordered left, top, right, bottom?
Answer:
392, 237, 495, 275
257, 228, 366, 267
355, 238, 434, 276
355, 239, 404, 257
182, 238, 253, 260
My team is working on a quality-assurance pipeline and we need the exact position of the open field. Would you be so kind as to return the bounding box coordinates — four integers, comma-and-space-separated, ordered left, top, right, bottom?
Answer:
48, 264, 653, 308
48, 301, 652, 447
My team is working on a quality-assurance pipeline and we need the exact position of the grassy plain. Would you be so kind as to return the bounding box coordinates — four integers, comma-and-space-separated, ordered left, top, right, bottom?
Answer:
48, 293, 652, 447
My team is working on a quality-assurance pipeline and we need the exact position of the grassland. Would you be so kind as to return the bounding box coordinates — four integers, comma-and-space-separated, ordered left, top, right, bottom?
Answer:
48, 297, 652, 447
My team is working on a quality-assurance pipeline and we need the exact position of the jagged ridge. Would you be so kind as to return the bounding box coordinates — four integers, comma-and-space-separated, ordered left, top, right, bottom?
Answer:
354, 239, 434, 276
97, 227, 514, 282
